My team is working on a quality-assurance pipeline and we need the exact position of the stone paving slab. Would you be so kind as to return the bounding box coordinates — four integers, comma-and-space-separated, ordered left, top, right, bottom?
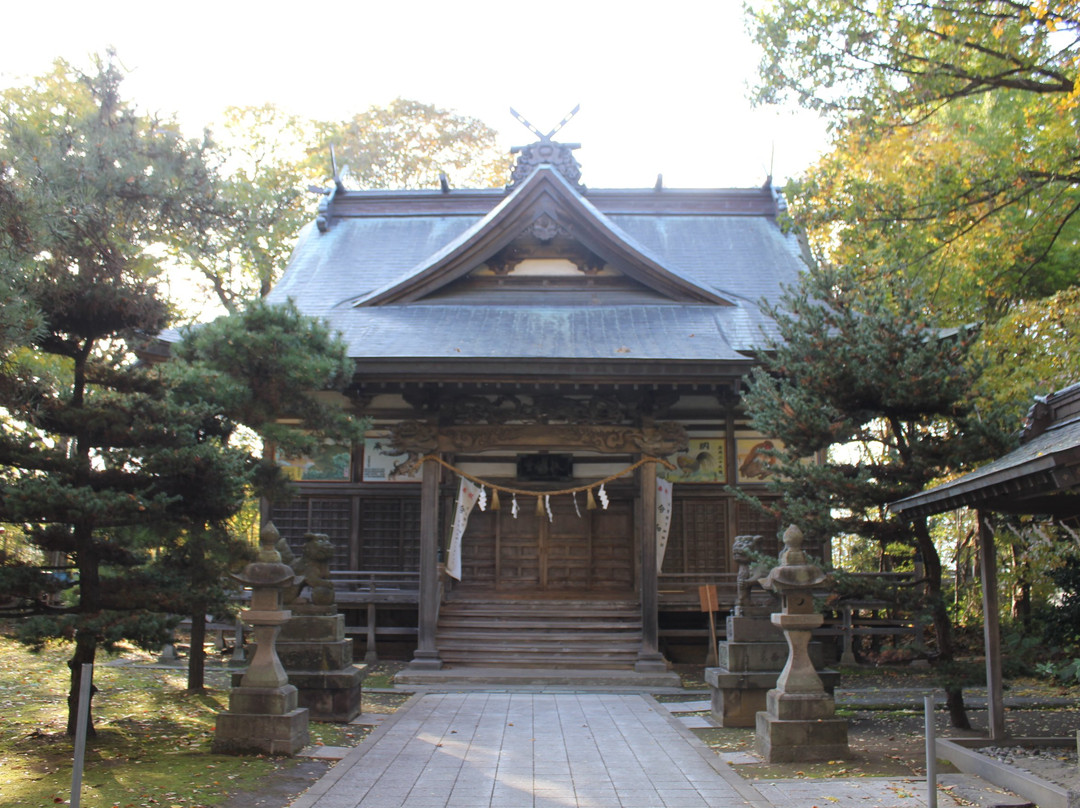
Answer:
298, 746, 351, 760
751, 777, 968, 808
288, 692, 770, 808
675, 714, 716, 729
659, 699, 710, 713
289, 692, 1021, 808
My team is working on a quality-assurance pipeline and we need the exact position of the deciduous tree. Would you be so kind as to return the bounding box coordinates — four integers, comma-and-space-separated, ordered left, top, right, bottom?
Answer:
750, 2, 1080, 324
313, 98, 510, 190
171, 99, 510, 315
748, 3, 1080, 600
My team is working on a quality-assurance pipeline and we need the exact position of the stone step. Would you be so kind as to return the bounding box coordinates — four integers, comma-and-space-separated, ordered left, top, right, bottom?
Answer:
436, 598, 644, 670
394, 666, 682, 689
437, 619, 641, 632
439, 608, 641, 620
436, 655, 640, 669
436, 639, 639, 648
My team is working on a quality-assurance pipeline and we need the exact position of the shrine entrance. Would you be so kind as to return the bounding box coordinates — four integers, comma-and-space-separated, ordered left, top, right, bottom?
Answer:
457, 494, 634, 595
402, 422, 681, 673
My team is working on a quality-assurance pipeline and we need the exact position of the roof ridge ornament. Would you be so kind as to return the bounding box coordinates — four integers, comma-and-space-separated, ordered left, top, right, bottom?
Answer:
507, 104, 584, 190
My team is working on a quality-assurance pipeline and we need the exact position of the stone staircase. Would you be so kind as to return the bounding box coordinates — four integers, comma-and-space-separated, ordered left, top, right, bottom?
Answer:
435, 598, 643, 669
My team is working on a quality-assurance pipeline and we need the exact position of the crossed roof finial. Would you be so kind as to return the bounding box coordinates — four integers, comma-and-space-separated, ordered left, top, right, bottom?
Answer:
506, 104, 583, 190
510, 104, 580, 144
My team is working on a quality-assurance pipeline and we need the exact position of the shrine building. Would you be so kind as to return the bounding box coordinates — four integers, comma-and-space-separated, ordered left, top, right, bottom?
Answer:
264, 125, 816, 679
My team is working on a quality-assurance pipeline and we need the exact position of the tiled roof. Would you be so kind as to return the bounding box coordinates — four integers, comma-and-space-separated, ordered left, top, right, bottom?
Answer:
266, 168, 807, 366
890, 384, 1080, 518
318, 304, 778, 361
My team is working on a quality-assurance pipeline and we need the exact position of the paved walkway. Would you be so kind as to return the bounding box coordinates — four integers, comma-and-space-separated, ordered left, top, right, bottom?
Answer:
289, 693, 968, 808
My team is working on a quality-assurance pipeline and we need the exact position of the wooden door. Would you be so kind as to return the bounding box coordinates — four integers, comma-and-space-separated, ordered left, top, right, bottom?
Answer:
457, 495, 633, 593
498, 503, 543, 588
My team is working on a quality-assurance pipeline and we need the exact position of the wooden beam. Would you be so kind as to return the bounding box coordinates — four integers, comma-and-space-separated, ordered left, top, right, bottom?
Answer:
434, 423, 688, 455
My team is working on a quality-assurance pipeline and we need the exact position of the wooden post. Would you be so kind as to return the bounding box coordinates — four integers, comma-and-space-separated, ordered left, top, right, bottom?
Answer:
70, 663, 93, 808
699, 584, 719, 666
365, 602, 378, 663
978, 511, 1004, 739
410, 457, 442, 669
636, 458, 665, 672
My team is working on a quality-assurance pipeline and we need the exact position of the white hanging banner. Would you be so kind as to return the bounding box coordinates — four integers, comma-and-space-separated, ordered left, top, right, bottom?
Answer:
446, 477, 481, 581
656, 477, 674, 572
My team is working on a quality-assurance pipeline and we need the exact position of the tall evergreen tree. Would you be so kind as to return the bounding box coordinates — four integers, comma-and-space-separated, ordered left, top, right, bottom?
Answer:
168, 298, 366, 693
0, 54, 251, 733
740, 262, 1011, 728
0, 56, 368, 722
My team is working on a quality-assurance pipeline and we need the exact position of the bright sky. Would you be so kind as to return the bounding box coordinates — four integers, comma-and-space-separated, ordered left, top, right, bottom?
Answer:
1, 0, 828, 190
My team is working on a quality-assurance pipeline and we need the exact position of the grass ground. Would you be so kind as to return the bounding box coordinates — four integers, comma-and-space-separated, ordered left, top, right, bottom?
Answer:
0, 634, 403, 808
4, 634, 1078, 807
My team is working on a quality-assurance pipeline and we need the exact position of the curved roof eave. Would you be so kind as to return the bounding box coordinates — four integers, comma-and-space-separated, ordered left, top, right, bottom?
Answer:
351, 165, 734, 307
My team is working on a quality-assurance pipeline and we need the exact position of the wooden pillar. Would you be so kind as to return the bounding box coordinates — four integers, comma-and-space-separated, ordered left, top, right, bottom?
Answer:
410, 457, 442, 669
978, 510, 1004, 739
636, 458, 666, 672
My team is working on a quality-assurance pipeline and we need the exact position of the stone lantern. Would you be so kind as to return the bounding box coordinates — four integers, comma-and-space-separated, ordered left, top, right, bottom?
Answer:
755, 524, 848, 762
213, 522, 310, 755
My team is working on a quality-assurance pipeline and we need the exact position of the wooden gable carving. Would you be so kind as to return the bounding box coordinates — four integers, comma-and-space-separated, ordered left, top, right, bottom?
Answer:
353, 165, 733, 307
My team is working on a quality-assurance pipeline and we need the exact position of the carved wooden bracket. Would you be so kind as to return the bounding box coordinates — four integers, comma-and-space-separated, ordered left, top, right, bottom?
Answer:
387, 420, 439, 453
416, 423, 686, 453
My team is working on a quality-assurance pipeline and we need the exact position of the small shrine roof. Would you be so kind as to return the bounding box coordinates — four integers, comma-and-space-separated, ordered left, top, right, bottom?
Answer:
890, 383, 1080, 519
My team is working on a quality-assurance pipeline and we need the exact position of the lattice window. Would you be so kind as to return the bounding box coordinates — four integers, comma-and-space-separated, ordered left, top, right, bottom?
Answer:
270, 497, 352, 569
358, 498, 421, 572
663, 498, 728, 574
735, 499, 827, 560
735, 500, 780, 558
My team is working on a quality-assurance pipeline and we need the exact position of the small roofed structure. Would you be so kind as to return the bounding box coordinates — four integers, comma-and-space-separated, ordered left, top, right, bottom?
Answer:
891, 382, 1080, 521
890, 381, 1080, 738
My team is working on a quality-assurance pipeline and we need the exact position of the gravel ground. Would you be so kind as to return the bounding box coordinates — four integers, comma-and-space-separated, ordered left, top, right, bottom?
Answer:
979, 743, 1080, 795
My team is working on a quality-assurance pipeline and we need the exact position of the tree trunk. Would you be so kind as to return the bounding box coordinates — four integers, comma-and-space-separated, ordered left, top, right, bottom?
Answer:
187, 609, 207, 692
69, 522, 100, 736
67, 630, 98, 736
1010, 542, 1031, 628
914, 518, 971, 730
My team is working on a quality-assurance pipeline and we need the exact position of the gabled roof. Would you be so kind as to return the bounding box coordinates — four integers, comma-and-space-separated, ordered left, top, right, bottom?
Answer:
890, 383, 1080, 519
265, 154, 809, 374
353, 165, 731, 307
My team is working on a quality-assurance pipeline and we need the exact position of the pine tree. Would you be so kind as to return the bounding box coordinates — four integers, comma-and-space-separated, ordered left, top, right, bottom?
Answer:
0, 54, 240, 734
740, 262, 1011, 728
0, 55, 367, 724
169, 299, 367, 691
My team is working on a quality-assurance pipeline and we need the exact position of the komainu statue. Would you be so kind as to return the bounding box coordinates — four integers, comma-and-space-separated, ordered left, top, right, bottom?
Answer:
283, 533, 336, 608
732, 534, 767, 614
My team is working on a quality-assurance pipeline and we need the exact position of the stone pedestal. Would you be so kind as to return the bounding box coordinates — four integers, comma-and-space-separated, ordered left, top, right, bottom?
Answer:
706, 614, 836, 727
753, 524, 849, 763
241, 611, 365, 723
212, 522, 310, 756
213, 613, 311, 755
754, 611, 849, 762
213, 683, 310, 755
